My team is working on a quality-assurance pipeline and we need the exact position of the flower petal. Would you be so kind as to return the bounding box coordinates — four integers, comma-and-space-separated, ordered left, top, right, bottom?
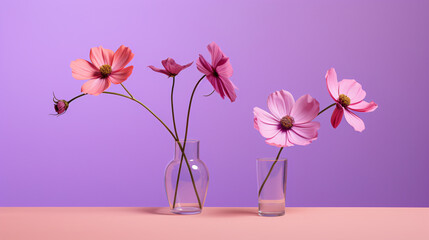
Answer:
255, 120, 281, 139
290, 94, 319, 124
344, 109, 365, 132
112, 45, 134, 71
206, 75, 225, 99
287, 130, 313, 146
161, 58, 176, 75
345, 80, 366, 104
285, 134, 294, 147
331, 104, 344, 128
254, 107, 281, 138
163, 58, 193, 76
110, 66, 133, 84
70, 59, 100, 80
207, 42, 225, 67
254, 107, 279, 124
196, 54, 213, 76
348, 101, 378, 112
254, 116, 259, 131
148, 65, 170, 76
169, 61, 193, 75
219, 76, 237, 102
216, 57, 233, 78
326, 68, 339, 100
90, 46, 114, 68
266, 131, 292, 148
338, 79, 355, 95
338, 79, 366, 104
81, 78, 111, 96
182, 62, 193, 69
268, 90, 295, 119
292, 121, 320, 140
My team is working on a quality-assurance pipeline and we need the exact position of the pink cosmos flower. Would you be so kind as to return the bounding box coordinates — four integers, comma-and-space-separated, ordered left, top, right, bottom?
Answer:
196, 42, 237, 102
254, 90, 320, 147
148, 58, 192, 77
70, 45, 134, 96
326, 68, 378, 132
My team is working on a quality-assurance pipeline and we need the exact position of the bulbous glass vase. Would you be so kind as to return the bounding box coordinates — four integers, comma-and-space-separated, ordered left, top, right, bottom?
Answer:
165, 140, 209, 214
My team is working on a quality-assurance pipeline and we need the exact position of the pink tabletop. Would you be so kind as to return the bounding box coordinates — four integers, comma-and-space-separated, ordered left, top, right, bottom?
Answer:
0, 207, 428, 240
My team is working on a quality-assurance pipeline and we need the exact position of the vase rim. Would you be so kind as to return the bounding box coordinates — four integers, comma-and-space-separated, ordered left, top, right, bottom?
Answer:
175, 139, 199, 144
257, 158, 287, 162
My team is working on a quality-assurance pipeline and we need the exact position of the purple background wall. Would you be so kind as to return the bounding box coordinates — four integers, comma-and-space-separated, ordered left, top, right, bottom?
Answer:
0, 0, 428, 207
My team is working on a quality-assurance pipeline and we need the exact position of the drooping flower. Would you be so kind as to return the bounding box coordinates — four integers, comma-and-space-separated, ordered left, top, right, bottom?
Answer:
53, 94, 69, 115
326, 68, 378, 132
196, 42, 237, 102
70, 45, 134, 96
149, 58, 192, 77
254, 90, 320, 147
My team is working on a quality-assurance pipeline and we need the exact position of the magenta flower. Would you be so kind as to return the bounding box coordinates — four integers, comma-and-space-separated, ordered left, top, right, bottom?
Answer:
254, 90, 320, 147
70, 45, 134, 96
149, 58, 192, 77
326, 68, 378, 132
197, 42, 237, 102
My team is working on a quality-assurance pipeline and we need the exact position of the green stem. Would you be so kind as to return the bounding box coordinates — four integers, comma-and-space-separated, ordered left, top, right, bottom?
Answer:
258, 103, 337, 196
103, 91, 177, 139
68, 94, 86, 104
172, 75, 206, 208
170, 77, 179, 140
258, 147, 283, 196
203, 90, 215, 97
121, 83, 134, 99
318, 103, 336, 116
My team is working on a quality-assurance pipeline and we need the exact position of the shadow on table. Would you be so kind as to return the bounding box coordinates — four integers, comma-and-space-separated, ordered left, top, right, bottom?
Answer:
134, 207, 174, 216
130, 207, 258, 217
207, 208, 258, 217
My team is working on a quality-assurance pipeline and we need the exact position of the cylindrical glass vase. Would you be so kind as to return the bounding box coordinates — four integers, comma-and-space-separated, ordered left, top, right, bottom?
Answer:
257, 158, 287, 217
165, 140, 208, 214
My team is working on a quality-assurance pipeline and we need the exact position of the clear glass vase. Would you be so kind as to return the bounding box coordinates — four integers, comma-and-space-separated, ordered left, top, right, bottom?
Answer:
165, 140, 209, 214
257, 158, 287, 217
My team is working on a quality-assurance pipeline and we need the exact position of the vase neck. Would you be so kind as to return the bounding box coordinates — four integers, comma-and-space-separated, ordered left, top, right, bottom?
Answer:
174, 140, 200, 160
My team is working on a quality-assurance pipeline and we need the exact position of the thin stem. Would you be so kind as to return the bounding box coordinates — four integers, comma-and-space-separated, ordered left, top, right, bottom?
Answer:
203, 90, 215, 97
103, 91, 176, 139
183, 75, 206, 142
170, 77, 179, 140
175, 140, 202, 209
258, 102, 338, 196
318, 103, 336, 116
121, 83, 134, 99
172, 75, 206, 208
258, 147, 283, 196
68, 94, 86, 104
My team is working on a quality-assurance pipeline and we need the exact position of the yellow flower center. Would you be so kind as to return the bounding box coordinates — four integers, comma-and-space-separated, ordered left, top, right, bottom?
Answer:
280, 115, 294, 130
339, 94, 351, 107
99, 64, 112, 78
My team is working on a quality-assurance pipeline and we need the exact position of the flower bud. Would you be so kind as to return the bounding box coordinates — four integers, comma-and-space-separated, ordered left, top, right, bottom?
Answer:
52, 93, 69, 115
54, 100, 69, 115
